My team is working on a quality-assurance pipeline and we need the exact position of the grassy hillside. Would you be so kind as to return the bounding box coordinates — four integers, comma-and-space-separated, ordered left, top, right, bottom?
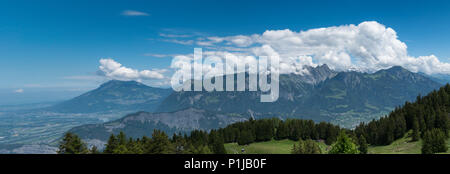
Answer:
368, 134, 450, 154
225, 139, 329, 154
225, 136, 450, 154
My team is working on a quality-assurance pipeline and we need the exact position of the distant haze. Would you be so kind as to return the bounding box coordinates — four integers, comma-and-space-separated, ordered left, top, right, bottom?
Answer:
0, 88, 88, 105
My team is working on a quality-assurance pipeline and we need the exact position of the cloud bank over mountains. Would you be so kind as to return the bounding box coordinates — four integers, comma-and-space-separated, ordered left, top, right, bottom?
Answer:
98, 59, 166, 81
188, 21, 450, 75
99, 21, 450, 83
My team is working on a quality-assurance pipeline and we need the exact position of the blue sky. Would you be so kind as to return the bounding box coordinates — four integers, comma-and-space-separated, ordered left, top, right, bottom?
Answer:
1, 0, 450, 104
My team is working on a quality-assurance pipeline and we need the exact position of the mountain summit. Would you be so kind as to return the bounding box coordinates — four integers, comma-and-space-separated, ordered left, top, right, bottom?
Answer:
301, 64, 337, 85
49, 80, 173, 113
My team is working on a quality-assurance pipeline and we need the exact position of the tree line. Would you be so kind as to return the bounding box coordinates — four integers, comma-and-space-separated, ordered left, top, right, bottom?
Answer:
58, 118, 343, 154
218, 118, 342, 145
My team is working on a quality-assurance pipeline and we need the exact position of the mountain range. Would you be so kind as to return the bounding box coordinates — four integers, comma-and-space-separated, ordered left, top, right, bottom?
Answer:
155, 65, 442, 127
67, 65, 443, 143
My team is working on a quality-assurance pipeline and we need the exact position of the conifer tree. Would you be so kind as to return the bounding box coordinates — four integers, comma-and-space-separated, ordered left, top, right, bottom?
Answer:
358, 135, 368, 154
57, 132, 88, 154
412, 117, 420, 142
146, 129, 173, 154
276, 121, 288, 140
421, 128, 448, 154
291, 139, 322, 154
104, 134, 118, 154
237, 130, 254, 145
209, 131, 227, 154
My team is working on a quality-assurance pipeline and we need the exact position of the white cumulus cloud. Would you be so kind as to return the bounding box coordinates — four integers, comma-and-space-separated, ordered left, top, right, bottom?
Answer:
98, 58, 165, 81
183, 21, 450, 75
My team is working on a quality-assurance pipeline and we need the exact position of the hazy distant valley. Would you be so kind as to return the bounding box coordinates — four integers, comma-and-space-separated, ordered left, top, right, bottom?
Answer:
0, 81, 173, 153
0, 109, 135, 153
